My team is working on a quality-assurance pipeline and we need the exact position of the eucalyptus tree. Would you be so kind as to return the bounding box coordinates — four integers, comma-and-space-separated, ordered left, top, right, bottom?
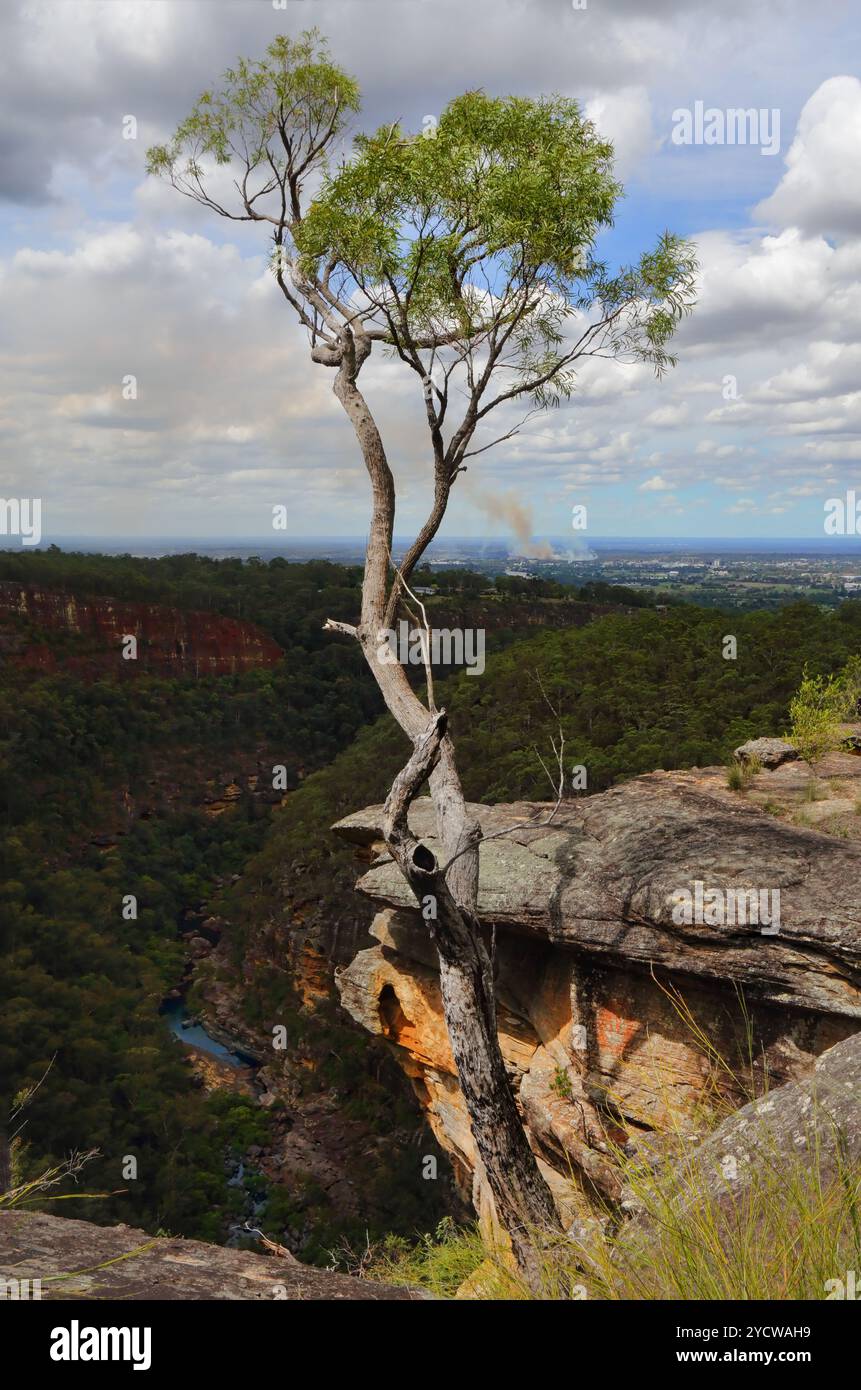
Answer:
148, 29, 697, 1286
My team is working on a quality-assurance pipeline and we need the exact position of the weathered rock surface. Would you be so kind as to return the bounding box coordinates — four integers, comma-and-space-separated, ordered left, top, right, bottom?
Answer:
333, 769, 861, 1230
0, 1210, 425, 1300
734, 736, 798, 768
667, 1027, 861, 1207
565, 1029, 861, 1279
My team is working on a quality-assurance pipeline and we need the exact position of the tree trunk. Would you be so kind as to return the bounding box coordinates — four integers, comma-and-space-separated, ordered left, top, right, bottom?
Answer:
371, 683, 563, 1289
330, 348, 562, 1288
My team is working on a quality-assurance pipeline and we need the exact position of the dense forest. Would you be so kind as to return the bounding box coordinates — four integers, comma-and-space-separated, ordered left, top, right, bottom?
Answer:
2, 549, 859, 1259
226, 591, 861, 974
0, 552, 392, 1246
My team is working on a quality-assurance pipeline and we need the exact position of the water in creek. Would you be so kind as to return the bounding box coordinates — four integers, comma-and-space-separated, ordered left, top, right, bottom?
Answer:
161, 997, 269, 1247
161, 998, 259, 1070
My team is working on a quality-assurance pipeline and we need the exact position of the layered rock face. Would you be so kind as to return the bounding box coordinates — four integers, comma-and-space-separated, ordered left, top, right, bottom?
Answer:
333, 765, 861, 1232
0, 581, 283, 676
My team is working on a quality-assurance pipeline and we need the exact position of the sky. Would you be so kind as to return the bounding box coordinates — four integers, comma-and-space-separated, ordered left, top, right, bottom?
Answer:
1, 0, 860, 546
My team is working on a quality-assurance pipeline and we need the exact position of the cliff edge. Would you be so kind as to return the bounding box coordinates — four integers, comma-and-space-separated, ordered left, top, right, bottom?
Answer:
333, 752, 861, 1232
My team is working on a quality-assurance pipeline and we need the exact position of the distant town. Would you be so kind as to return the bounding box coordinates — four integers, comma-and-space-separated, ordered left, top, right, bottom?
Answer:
38, 534, 861, 612
463, 547, 861, 610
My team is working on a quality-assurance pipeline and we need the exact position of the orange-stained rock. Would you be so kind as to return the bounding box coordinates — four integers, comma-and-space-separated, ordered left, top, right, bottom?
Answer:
333, 775, 861, 1231
0, 581, 282, 677
291, 939, 338, 1009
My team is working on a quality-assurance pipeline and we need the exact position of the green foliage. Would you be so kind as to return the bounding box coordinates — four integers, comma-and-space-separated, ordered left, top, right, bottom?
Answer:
0, 551, 382, 816
788, 664, 854, 769
369, 1023, 861, 1301
838, 651, 861, 715
447, 600, 861, 803
232, 596, 861, 956
369, 1119, 861, 1301
298, 91, 697, 393
0, 550, 455, 1254
4, 546, 861, 1263
298, 90, 619, 286
550, 1066, 573, 1100
149, 28, 697, 419
0, 788, 271, 1236
146, 30, 359, 183
581, 1120, 861, 1301
358, 1217, 489, 1299
0, 553, 372, 1238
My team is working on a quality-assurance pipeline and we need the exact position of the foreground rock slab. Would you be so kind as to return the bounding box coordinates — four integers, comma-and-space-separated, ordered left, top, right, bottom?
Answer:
0, 1211, 425, 1301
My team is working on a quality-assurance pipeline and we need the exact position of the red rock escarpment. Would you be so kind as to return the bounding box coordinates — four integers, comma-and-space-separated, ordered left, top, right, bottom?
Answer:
0, 581, 283, 676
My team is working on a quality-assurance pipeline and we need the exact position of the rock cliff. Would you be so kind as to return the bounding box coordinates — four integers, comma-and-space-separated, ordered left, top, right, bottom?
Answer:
333, 755, 861, 1232
0, 581, 283, 676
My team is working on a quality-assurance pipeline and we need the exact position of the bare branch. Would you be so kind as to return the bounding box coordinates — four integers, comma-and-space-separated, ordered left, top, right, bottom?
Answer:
322, 618, 358, 638
440, 671, 566, 873
462, 408, 540, 460
388, 548, 436, 713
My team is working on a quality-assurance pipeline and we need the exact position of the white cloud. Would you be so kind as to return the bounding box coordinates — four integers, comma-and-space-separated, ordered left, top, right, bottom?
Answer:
645, 402, 688, 427
756, 76, 861, 237
585, 87, 657, 178
14, 226, 144, 277
1, 4, 860, 536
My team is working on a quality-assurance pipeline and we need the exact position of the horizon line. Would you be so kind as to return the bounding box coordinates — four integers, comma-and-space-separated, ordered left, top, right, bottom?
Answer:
11, 535, 861, 547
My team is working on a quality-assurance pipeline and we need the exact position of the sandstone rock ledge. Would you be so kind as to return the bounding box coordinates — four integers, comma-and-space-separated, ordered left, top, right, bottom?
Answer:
332, 768, 861, 1234
0, 1210, 425, 1301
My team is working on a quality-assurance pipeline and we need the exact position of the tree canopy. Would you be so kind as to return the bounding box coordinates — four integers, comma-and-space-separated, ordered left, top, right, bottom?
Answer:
147, 29, 698, 505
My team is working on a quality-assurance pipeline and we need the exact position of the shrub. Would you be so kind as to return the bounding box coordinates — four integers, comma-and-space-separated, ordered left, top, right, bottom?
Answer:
788, 667, 852, 769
